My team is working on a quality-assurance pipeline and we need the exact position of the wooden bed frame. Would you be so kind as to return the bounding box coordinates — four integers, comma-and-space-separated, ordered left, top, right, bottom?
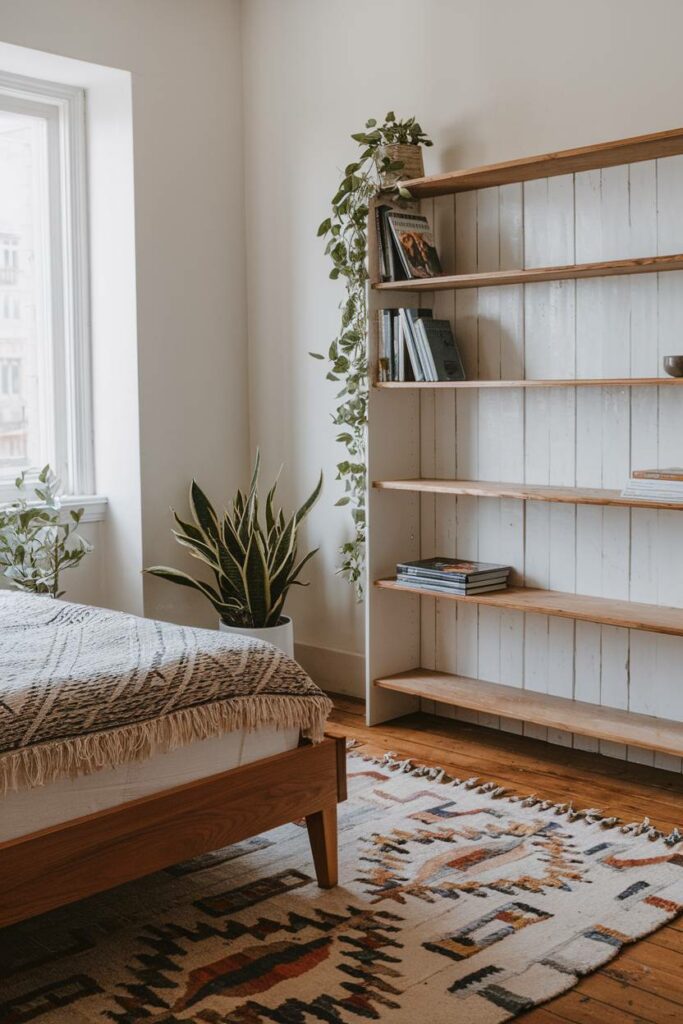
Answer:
0, 734, 346, 930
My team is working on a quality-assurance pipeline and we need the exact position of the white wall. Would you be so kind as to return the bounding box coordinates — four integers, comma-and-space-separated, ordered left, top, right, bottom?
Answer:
0, 0, 249, 626
241, 0, 683, 688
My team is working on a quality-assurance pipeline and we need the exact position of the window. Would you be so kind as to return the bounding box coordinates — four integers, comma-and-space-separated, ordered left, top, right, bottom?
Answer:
0, 358, 20, 395
0, 71, 92, 496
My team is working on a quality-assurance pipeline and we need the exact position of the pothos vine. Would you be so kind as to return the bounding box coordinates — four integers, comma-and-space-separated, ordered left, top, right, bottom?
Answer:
312, 113, 433, 599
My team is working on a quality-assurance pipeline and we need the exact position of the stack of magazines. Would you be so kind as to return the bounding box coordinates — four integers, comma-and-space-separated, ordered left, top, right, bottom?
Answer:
621, 467, 683, 503
396, 558, 512, 595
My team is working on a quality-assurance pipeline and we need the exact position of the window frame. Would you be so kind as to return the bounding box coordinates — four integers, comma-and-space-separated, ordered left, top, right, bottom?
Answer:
0, 69, 92, 499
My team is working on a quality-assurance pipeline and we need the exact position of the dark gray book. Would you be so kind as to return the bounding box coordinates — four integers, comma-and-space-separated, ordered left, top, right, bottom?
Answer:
415, 318, 466, 381
381, 207, 407, 281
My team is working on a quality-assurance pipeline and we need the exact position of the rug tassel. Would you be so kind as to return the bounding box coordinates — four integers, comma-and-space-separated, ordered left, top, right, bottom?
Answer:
352, 751, 683, 847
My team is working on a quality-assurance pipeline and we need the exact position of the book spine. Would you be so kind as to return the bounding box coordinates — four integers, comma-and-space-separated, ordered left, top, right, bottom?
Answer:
631, 470, 683, 481
388, 218, 417, 278
393, 314, 404, 381
399, 309, 425, 381
374, 206, 388, 281
414, 318, 438, 380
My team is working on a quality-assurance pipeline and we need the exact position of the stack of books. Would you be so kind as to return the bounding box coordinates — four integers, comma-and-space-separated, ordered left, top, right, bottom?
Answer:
378, 307, 466, 383
621, 468, 683, 503
396, 557, 512, 596
375, 206, 443, 282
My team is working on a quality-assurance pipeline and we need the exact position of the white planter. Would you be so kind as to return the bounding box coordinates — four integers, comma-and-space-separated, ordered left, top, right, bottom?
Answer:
219, 616, 294, 658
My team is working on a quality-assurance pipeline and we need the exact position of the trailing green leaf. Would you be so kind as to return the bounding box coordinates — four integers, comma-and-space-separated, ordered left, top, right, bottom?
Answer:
314, 113, 433, 598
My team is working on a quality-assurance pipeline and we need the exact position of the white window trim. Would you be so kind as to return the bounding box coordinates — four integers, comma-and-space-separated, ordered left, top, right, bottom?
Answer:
0, 69, 94, 500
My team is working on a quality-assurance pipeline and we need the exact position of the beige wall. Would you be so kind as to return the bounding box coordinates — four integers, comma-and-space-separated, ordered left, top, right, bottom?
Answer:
241, 0, 683, 668
0, 0, 249, 627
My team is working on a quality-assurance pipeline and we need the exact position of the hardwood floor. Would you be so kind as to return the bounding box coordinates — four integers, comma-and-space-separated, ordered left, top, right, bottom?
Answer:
326, 694, 683, 1024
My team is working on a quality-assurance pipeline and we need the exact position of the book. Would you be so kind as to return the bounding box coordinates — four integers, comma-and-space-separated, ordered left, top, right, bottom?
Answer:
621, 479, 683, 502
374, 205, 390, 281
378, 309, 393, 382
396, 578, 509, 596
414, 318, 466, 381
381, 207, 406, 282
397, 557, 512, 582
393, 312, 408, 381
386, 211, 443, 279
398, 570, 509, 586
402, 307, 433, 377
398, 308, 429, 381
632, 467, 683, 481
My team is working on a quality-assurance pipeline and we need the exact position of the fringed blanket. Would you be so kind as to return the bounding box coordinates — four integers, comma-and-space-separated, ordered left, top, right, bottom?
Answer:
0, 592, 332, 793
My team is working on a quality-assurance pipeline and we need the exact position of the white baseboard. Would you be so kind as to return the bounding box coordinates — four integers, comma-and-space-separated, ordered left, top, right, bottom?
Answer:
294, 641, 364, 699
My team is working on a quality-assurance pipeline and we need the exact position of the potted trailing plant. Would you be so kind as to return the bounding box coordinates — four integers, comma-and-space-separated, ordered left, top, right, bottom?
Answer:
0, 465, 92, 597
365, 113, 433, 188
313, 112, 433, 596
145, 452, 322, 657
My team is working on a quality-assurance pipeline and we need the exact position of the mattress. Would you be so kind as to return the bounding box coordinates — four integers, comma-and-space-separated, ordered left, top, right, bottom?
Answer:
0, 725, 299, 844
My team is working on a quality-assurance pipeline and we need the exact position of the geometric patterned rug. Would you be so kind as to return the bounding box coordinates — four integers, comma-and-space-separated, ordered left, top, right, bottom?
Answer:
1, 751, 682, 1023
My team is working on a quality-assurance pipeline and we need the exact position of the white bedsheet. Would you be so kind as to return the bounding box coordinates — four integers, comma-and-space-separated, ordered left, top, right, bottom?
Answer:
0, 726, 300, 843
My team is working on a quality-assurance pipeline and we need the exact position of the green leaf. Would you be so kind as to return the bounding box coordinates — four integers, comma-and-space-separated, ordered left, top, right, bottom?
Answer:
189, 480, 220, 545
294, 471, 323, 526
241, 531, 271, 626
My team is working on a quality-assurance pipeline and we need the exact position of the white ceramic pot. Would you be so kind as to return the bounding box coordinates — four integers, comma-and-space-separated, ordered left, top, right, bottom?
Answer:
219, 616, 294, 658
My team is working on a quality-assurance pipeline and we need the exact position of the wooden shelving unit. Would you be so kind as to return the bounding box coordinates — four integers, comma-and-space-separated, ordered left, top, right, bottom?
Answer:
400, 125, 683, 197
373, 253, 683, 293
374, 669, 683, 758
365, 124, 683, 757
375, 377, 683, 389
374, 478, 683, 511
375, 578, 683, 637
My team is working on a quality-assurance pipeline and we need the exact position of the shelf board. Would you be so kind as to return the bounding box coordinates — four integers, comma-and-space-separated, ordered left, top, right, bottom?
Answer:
374, 668, 683, 757
375, 577, 683, 637
400, 126, 683, 198
373, 478, 683, 511
374, 377, 683, 389
373, 253, 683, 292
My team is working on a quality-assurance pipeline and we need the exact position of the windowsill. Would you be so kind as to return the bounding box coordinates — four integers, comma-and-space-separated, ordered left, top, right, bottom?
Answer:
59, 494, 109, 523
0, 492, 108, 523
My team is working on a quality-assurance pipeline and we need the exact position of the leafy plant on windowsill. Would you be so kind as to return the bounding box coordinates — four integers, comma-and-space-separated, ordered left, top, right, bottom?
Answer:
312, 113, 433, 599
145, 451, 323, 629
0, 465, 92, 598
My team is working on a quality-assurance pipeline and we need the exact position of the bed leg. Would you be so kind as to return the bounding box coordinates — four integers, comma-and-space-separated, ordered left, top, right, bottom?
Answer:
305, 805, 338, 888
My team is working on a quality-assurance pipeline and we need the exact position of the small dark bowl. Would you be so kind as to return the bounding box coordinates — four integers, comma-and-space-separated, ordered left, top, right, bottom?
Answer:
663, 355, 683, 378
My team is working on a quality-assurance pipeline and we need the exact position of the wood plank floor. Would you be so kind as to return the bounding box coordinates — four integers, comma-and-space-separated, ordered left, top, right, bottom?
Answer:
326, 694, 683, 1024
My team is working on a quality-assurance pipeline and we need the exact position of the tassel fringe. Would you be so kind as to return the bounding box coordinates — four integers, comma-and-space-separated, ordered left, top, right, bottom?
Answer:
1, 694, 333, 794
349, 749, 683, 847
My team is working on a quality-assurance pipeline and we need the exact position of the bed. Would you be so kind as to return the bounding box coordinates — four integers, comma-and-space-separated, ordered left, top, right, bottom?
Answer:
0, 592, 345, 929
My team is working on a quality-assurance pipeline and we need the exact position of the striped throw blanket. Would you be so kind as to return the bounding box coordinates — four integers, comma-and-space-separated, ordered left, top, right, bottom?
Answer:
0, 592, 332, 792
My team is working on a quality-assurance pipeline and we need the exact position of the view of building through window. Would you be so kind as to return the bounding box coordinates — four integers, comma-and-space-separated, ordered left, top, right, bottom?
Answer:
0, 108, 51, 483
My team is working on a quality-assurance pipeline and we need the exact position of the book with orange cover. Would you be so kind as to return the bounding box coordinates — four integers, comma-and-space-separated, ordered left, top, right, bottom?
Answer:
632, 467, 683, 481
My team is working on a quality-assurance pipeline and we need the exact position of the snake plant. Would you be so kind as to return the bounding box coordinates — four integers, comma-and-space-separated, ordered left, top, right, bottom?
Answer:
146, 452, 322, 628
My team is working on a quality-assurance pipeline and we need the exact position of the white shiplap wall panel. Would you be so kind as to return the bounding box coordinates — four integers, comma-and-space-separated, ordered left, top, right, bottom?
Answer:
423, 155, 683, 773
